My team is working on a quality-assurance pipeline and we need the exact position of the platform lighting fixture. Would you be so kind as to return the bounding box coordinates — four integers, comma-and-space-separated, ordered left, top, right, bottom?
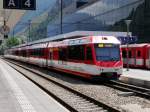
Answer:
60, 0, 63, 34
28, 20, 31, 43
125, 20, 132, 71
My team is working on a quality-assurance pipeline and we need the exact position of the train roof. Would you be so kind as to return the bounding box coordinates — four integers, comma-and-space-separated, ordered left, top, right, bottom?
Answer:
48, 36, 120, 47
121, 43, 149, 48
28, 31, 127, 45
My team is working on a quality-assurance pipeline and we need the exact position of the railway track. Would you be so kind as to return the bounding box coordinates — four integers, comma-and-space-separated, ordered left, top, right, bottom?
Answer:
104, 80, 150, 99
3, 59, 121, 112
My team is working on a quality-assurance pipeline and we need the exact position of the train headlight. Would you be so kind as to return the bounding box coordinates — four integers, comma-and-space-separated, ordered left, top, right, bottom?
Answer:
115, 67, 122, 71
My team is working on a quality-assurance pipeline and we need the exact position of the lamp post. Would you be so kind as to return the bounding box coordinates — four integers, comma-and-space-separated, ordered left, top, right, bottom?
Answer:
60, 0, 63, 34
28, 20, 31, 43
125, 20, 132, 71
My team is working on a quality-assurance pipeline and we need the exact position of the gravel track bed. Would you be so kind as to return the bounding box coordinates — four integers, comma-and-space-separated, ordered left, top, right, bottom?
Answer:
47, 76, 150, 112
8, 61, 150, 112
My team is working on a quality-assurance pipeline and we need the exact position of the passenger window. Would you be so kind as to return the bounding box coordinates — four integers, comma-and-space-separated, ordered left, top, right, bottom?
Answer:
59, 48, 67, 61
49, 52, 52, 59
129, 51, 132, 58
86, 47, 93, 60
122, 50, 127, 58
137, 51, 141, 57
68, 45, 85, 60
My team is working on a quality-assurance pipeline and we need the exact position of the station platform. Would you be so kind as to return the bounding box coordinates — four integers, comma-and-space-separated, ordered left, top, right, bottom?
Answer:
0, 59, 69, 112
120, 68, 150, 88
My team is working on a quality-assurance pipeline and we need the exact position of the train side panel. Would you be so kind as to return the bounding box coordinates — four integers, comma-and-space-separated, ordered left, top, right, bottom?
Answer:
122, 44, 149, 69
46, 36, 122, 79
28, 43, 48, 67
146, 45, 150, 69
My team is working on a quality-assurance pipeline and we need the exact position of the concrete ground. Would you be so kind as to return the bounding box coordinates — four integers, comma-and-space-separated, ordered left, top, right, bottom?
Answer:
0, 59, 69, 112
120, 68, 150, 88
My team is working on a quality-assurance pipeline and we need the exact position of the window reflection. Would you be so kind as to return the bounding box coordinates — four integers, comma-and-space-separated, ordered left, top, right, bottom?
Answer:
47, 0, 149, 42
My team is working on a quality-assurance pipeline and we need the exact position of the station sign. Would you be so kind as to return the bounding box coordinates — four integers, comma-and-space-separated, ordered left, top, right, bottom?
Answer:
117, 36, 138, 45
3, 0, 36, 10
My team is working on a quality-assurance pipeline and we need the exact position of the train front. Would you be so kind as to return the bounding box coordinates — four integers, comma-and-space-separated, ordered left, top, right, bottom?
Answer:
92, 36, 123, 80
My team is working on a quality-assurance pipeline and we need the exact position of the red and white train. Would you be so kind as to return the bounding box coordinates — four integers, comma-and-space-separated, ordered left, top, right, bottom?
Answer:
5, 35, 123, 80
121, 44, 150, 69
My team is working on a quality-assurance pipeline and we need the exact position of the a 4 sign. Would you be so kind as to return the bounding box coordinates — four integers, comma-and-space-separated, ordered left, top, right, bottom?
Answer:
3, 0, 36, 10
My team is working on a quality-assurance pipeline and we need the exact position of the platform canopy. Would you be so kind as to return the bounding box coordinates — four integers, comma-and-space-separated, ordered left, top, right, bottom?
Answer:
13, 31, 133, 48
29, 31, 131, 44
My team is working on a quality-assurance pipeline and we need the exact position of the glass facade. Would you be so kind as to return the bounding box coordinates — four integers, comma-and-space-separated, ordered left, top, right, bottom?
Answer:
47, 0, 150, 43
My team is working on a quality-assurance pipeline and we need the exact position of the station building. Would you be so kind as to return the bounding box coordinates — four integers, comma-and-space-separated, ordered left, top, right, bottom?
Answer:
47, 0, 150, 43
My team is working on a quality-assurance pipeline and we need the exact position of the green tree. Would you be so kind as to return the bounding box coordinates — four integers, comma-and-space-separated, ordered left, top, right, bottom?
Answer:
5, 37, 20, 48
0, 37, 23, 55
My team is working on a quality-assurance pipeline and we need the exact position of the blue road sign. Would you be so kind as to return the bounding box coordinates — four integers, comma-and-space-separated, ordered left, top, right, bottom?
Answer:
3, 0, 36, 10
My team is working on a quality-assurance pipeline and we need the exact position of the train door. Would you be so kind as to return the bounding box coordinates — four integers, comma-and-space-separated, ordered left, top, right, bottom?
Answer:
85, 45, 94, 64
128, 49, 132, 66
135, 49, 142, 67
48, 48, 53, 67
132, 47, 136, 67
28, 48, 32, 63
58, 47, 67, 65
122, 48, 127, 65
148, 48, 150, 68
84, 45, 95, 76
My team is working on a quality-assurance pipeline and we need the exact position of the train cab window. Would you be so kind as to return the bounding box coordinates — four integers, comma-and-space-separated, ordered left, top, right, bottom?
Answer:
137, 50, 141, 57
95, 44, 120, 61
86, 47, 93, 60
129, 51, 132, 58
122, 50, 127, 58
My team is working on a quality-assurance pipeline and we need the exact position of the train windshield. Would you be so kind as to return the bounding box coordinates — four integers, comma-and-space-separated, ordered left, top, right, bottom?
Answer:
95, 44, 120, 61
